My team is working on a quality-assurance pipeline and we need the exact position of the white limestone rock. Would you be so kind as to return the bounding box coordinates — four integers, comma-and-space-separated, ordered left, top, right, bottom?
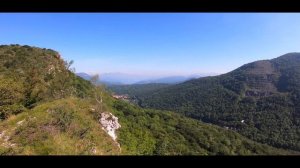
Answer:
99, 112, 121, 141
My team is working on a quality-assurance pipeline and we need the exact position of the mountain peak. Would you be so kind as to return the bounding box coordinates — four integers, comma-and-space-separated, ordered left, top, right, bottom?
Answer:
273, 52, 300, 61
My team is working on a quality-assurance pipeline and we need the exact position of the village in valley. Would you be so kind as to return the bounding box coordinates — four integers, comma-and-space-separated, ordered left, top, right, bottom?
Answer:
112, 94, 130, 100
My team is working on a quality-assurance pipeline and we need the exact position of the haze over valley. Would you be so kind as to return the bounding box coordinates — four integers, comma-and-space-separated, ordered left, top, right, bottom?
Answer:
76, 72, 211, 85
1, 13, 300, 155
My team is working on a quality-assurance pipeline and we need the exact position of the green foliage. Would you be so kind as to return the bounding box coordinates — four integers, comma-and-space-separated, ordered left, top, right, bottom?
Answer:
135, 53, 300, 152
0, 77, 25, 120
0, 98, 120, 155
109, 99, 296, 155
107, 83, 171, 105
0, 45, 94, 109
108, 83, 170, 97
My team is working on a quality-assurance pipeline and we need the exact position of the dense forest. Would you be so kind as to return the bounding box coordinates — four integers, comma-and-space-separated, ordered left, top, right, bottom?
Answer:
107, 83, 170, 103
110, 99, 297, 155
135, 53, 300, 152
0, 45, 297, 155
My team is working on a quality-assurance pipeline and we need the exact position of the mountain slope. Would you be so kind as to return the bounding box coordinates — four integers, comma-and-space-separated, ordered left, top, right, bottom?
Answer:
0, 98, 120, 155
110, 99, 297, 155
2, 95, 296, 155
0, 44, 94, 119
107, 83, 171, 98
137, 53, 300, 151
0, 45, 297, 155
0, 45, 118, 155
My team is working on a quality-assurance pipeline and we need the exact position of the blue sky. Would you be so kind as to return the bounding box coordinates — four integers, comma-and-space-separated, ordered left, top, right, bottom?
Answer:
1, 13, 300, 77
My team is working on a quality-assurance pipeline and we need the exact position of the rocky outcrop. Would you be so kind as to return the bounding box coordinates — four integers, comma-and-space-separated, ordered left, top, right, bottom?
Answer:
99, 112, 121, 141
99, 112, 121, 152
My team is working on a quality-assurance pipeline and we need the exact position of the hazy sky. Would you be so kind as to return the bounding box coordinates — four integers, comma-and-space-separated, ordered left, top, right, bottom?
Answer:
1, 13, 300, 76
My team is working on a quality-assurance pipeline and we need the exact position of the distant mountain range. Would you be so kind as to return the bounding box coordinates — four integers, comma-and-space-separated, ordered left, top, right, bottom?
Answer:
76, 72, 123, 85
76, 72, 92, 80
76, 72, 213, 85
134, 75, 203, 84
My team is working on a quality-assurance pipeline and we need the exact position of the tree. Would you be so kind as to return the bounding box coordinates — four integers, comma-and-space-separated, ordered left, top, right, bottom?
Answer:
91, 74, 104, 112
49, 60, 75, 99
24, 66, 43, 107
0, 77, 25, 119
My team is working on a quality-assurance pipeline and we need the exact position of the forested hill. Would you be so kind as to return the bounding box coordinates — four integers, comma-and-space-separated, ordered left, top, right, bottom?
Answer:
0, 45, 298, 155
0, 44, 93, 116
107, 83, 170, 98
137, 53, 300, 152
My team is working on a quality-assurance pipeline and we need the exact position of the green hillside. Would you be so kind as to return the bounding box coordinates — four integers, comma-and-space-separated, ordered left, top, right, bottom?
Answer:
136, 53, 300, 151
110, 99, 297, 155
0, 45, 297, 155
108, 83, 170, 97
107, 83, 170, 104
0, 44, 93, 120
0, 98, 120, 155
